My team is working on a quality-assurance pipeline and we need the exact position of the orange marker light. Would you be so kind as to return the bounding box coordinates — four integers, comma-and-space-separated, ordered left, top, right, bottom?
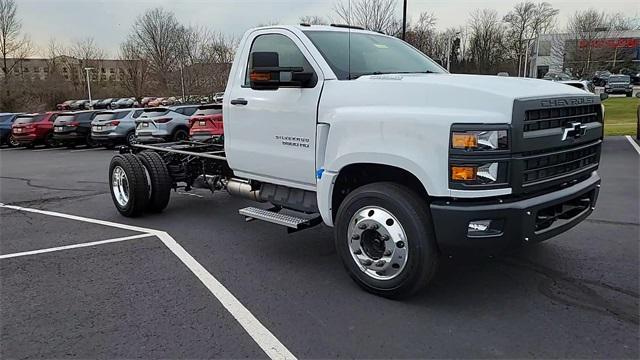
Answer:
451, 166, 477, 181
250, 71, 271, 82
452, 133, 478, 149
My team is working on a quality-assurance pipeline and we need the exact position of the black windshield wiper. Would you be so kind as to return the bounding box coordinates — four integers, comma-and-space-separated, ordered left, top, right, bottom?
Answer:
349, 71, 436, 79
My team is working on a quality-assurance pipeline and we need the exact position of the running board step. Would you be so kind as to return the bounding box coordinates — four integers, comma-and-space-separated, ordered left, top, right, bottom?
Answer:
239, 207, 321, 233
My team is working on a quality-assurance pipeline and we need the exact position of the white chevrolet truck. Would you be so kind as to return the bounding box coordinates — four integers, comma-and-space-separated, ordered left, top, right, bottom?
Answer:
109, 25, 604, 298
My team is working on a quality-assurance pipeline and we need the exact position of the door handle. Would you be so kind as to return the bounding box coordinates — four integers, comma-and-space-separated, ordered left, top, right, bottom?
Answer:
231, 98, 248, 106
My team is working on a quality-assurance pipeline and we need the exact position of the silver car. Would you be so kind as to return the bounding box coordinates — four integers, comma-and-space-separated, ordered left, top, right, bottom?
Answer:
134, 105, 199, 143
90, 108, 144, 148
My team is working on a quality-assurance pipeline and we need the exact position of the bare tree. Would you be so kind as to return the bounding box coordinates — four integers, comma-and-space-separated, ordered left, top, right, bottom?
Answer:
468, 9, 507, 74
334, 0, 400, 34
128, 7, 182, 92
405, 11, 437, 56
300, 15, 327, 25
503, 2, 558, 76
67, 37, 105, 89
0, 0, 32, 109
565, 9, 609, 77
119, 39, 149, 102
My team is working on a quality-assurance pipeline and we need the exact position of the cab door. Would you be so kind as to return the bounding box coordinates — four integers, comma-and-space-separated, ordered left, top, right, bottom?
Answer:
225, 29, 323, 189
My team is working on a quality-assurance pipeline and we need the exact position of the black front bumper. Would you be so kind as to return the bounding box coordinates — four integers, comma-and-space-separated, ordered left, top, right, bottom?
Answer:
430, 173, 600, 255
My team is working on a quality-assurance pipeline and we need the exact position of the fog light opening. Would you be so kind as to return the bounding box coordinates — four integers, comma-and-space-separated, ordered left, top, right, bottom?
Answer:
467, 219, 504, 238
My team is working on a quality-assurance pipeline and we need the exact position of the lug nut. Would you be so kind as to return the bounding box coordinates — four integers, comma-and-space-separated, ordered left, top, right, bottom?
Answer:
381, 234, 390, 241
358, 223, 367, 230
351, 234, 360, 240
353, 249, 362, 255
396, 241, 405, 248
370, 224, 379, 230
383, 250, 392, 256
375, 260, 385, 267
361, 259, 373, 266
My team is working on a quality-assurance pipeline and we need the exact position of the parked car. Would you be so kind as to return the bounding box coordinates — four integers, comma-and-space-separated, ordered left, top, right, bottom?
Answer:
111, 97, 139, 109
212, 92, 224, 103
52, 110, 98, 148
11, 112, 59, 148
496, 72, 509, 77
605, 74, 633, 97
0, 113, 21, 147
91, 108, 144, 148
89, 99, 103, 109
134, 105, 199, 143
188, 104, 223, 142
69, 99, 90, 110
619, 68, 640, 85
161, 97, 178, 106
592, 70, 611, 86
147, 97, 165, 107
56, 100, 76, 111
94, 98, 116, 109
559, 80, 596, 94
543, 71, 572, 81
141, 97, 157, 107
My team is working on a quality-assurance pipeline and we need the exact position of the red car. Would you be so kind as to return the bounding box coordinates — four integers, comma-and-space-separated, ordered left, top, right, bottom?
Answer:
12, 112, 60, 148
188, 104, 223, 142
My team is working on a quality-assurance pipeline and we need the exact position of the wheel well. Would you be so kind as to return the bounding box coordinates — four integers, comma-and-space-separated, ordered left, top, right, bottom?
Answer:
173, 125, 189, 134
331, 163, 428, 220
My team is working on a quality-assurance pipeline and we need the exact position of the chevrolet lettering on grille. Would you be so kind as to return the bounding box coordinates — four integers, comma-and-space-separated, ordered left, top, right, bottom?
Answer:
561, 122, 587, 141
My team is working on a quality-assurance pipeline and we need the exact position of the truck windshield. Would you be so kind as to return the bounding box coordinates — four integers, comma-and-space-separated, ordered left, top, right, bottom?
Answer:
609, 75, 630, 83
304, 30, 445, 80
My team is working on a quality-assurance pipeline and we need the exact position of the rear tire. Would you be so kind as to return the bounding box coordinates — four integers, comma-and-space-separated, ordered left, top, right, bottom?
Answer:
334, 182, 439, 299
85, 133, 96, 148
137, 151, 172, 213
125, 131, 136, 147
44, 133, 57, 148
8, 135, 20, 147
172, 128, 188, 142
109, 154, 149, 217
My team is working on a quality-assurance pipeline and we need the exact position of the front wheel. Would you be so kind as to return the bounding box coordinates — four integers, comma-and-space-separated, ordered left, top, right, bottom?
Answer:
109, 154, 149, 217
334, 182, 439, 299
44, 133, 57, 147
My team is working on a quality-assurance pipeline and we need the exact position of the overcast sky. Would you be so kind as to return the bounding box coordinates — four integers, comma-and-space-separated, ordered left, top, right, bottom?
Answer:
17, 0, 639, 57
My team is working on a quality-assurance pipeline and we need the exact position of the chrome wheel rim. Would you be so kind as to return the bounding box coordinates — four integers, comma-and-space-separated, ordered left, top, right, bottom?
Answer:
9, 136, 19, 147
111, 166, 130, 207
347, 206, 408, 281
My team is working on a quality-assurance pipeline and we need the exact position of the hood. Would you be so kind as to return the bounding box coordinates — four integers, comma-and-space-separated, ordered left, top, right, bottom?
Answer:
319, 73, 597, 126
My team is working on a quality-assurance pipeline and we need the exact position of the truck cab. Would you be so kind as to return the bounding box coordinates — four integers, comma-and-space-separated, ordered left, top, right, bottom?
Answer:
110, 25, 603, 298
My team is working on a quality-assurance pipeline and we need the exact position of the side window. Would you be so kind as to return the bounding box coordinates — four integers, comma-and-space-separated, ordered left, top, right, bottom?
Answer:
174, 108, 184, 115
49, 114, 57, 122
133, 110, 143, 118
244, 33, 314, 86
182, 107, 197, 116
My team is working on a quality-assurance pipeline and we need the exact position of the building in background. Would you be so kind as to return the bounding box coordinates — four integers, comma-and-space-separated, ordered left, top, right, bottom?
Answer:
528, 30, 640, 79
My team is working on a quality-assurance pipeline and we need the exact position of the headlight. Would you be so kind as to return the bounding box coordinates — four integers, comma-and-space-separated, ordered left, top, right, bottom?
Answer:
451, 129, 508, 151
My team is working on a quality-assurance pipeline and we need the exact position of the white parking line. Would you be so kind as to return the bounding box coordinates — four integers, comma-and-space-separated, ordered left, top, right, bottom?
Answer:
625, 135, 640, 155
32, 148, 60, 152
0, 203, 296, 360
70, 147, 103, 153
0, 233, 154, 259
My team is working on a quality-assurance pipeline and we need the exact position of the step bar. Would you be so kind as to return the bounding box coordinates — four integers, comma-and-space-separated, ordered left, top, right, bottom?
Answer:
239, 206, 321, 233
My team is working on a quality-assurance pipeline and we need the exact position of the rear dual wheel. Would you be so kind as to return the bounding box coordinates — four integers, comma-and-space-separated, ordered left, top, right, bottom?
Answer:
108, 152, 172, 217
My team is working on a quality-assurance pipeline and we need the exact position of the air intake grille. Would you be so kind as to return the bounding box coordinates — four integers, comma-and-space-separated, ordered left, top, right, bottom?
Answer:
524, 105, 600, 132
522, 142, 600, 185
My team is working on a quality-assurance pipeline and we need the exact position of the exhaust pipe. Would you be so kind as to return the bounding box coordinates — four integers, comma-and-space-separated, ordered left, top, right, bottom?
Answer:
226, 179, 264, 202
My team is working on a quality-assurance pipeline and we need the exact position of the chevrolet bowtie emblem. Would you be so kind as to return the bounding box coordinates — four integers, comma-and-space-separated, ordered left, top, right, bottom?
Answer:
562, 122, 587, 141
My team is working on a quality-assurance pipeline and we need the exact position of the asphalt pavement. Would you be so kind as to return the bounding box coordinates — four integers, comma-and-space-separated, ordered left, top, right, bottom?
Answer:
0, 137, 638, 359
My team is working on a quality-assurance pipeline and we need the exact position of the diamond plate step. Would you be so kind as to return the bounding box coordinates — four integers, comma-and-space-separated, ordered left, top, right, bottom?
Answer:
239, 207, 315, 229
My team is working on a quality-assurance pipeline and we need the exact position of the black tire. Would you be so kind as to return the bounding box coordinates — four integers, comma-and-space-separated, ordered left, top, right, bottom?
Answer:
125, 131, 136, 147
172, 128, 188, 142
626, 92, 632, 97
109, 154, 149, 217
334, 182, 439, 299
7, 135, 20, 148
44, 133, 57, 148
85, 133, 96, 148
137, 151, 172, 213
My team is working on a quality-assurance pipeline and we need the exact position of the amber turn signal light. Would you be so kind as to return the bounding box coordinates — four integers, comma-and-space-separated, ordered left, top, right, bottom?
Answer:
451, 166, 477, 181
250, 71, 271, 81
451, 133, 478, 149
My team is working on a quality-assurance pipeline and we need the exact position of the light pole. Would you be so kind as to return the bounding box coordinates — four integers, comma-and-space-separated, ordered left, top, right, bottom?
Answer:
447, 31, 461, 72
180, 65, 186, 103
402, 0, 407, 40
84, 67, 94, 109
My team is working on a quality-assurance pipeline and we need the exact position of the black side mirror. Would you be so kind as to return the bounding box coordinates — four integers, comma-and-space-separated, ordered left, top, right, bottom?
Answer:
249, 51, 314, 90
600, 93, 609, 101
